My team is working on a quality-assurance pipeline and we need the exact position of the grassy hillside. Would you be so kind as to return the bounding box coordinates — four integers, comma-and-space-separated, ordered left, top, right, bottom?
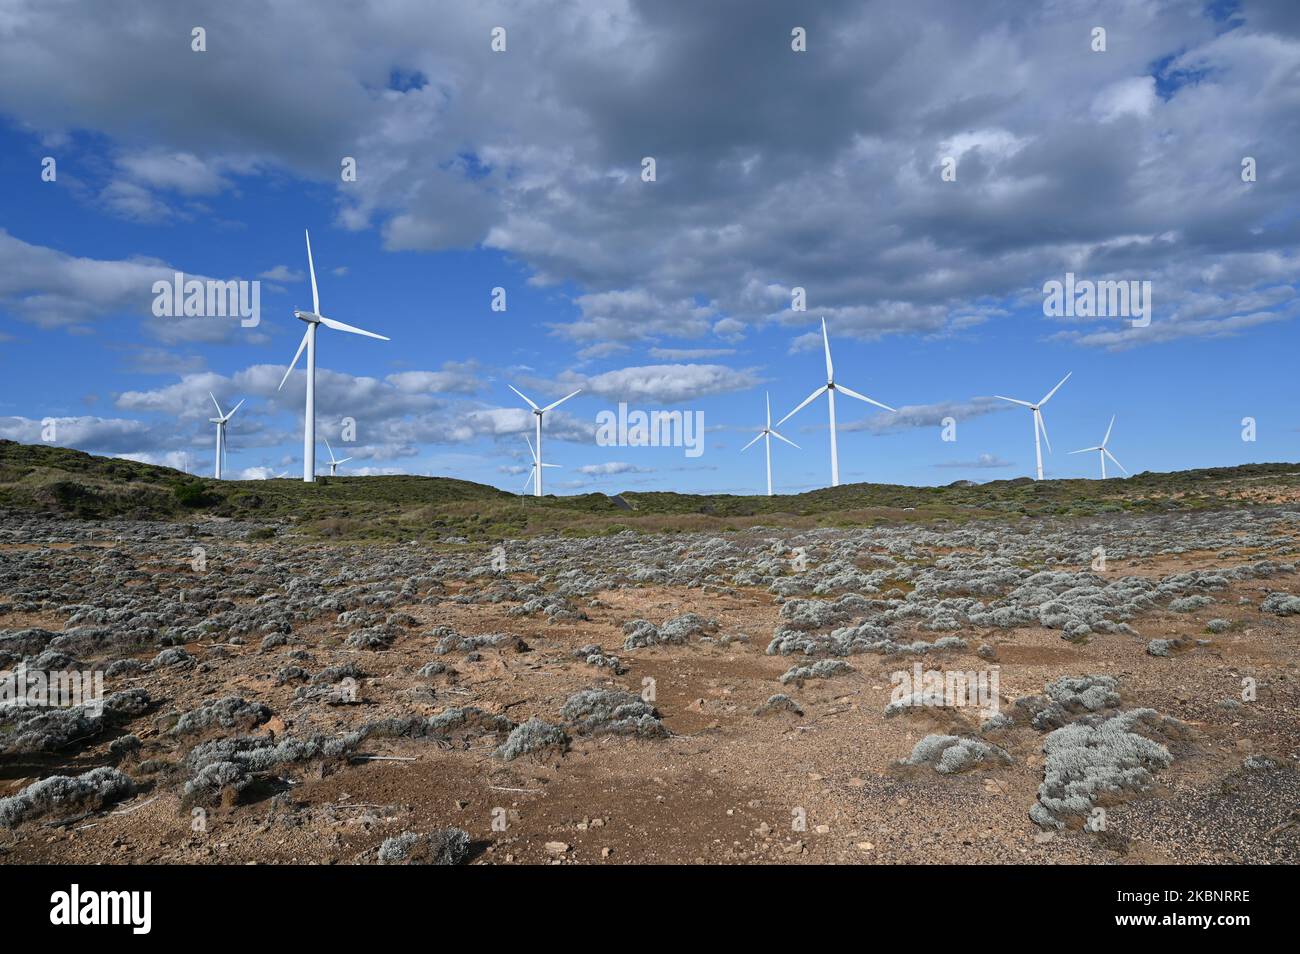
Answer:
1, 439, 1296, 540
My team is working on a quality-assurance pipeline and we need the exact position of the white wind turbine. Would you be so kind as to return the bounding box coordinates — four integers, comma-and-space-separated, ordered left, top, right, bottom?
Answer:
995, 371, 1071, 481
323, 439, 352, 477
741, 392, 798, 496
277, 230, 389, 482
1069, 414, 1126, 479
777, 318, 895, 487
208, 393, 244, 479
520, 434, 560, 494
508, 385, 582, 496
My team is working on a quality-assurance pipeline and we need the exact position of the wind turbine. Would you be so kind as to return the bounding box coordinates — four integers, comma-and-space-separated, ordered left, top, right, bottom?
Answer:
994, 372, 1071, 481
777, 318, 895, 487
508, 385, 582, 496
520, 434, 560, 494
741, 392, 798, 496
1069, 414, 1126, 479
277, 230, 389, 483
208, 393, 244, 479
323, 439, 352, 477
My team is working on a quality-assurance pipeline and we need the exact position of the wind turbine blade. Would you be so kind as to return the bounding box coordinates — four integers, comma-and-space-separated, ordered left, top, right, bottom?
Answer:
1104, 448, 1127, 474
336, 457, 352, 465
770, 429, 799, 449
777, 385, 828, 426
541, 463, 561, 468
836, 384, 896, 412
765, 392, 771, 429
524, 433, 538, 463
821, 318, 833, 381
305, 229, 319, 315
1102, 414, 1115, 447
325, 438, 336, 463
541, 389, 582, 413
318, 315, 389, 340
278, 328, 311, 391
209, 392, 224, 417
226, 399, 245, 419
1068, 447, 1099, 455
509, 384, 540, 411
741, 432, 764, 452
1036, 410, 1052, 453
993, 395, 1034, 408
1038, 371, 1072, 406
520, 469, 535, 493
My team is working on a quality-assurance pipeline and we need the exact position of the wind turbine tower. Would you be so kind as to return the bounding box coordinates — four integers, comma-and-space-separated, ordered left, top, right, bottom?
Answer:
777, 318, 895, 487
507, 385, 581, 496
277, 230, 390, 482
741, 392, 798, 495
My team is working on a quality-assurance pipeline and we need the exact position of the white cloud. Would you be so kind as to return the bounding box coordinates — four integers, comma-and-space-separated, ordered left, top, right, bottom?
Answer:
575, 363, 759, 404
116, 151, 234, 196
0, 230, 263, 344
1092, 77, 1158, 123
577, 461, 651, 475
259, 265, 304, 282
843, 398, 1013, 434
934, 453, 1012, 469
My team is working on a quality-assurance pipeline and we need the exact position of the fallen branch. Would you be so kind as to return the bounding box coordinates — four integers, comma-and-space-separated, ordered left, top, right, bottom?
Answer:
111, 795, 159, 816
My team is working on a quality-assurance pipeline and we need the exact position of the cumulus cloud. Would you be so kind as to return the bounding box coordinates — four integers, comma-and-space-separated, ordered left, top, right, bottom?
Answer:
573, 363, 760, 404
649, 347, 736, 360
386, 362, 484, 395
0, 415, 161, 455
259, 265, 305, 283
577, 462, 652, 475
0, 0, 1294, 352
0, 230, 266, 344
116, 151, 235, 196
934, 453, 1013, 469
842, 397, 1014, 434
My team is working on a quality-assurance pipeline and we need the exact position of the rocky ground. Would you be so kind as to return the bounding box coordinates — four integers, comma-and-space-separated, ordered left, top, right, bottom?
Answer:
1, 505, 1297, 865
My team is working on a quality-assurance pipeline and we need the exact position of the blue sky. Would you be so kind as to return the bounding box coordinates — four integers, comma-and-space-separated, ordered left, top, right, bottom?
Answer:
1, 0, 1297, 494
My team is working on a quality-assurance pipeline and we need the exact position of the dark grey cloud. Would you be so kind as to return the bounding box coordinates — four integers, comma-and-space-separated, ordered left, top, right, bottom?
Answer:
0, 0, 1295, 356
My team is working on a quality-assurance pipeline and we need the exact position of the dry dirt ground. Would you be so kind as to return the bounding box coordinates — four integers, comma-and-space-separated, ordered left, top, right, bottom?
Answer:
1, 513, 1298, 865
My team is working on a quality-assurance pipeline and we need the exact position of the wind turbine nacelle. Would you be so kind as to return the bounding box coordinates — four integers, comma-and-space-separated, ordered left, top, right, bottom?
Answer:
293, 310, 322, 324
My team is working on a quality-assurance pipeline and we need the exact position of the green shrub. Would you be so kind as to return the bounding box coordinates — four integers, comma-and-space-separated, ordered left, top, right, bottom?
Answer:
172, 481, 216, 508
